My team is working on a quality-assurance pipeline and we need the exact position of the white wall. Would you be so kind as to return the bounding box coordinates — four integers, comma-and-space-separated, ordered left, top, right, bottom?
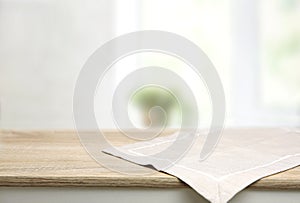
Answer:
0, 0, 115, 129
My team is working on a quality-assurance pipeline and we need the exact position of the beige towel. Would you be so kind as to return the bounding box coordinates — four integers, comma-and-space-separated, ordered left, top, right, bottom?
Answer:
104, 128, 300, 203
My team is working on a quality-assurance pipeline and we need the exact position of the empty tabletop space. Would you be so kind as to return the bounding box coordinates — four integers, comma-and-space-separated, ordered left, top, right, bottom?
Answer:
0, 130, 299, 189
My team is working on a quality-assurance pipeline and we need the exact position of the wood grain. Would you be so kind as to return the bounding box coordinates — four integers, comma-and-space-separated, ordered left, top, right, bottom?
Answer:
0, 130, 299, 189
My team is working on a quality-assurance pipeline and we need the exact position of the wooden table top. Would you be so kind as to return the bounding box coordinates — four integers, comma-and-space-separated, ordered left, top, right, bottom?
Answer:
0, 129, 299, 189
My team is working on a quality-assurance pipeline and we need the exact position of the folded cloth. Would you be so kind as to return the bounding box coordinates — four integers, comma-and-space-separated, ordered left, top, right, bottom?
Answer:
104, 128, 300, 203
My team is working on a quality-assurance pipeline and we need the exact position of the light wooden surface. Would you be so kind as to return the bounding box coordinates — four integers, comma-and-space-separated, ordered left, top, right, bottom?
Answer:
0, 129, 299, 189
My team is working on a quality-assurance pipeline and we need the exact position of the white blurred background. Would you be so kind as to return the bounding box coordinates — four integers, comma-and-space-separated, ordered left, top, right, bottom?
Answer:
0, 0, 299, 129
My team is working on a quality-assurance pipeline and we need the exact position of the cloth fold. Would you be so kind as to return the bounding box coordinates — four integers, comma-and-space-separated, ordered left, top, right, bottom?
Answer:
104, 128, 300, 203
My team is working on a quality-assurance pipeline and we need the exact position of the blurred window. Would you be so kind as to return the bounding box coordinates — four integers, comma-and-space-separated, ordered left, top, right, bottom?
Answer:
115, 0, 300, 127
